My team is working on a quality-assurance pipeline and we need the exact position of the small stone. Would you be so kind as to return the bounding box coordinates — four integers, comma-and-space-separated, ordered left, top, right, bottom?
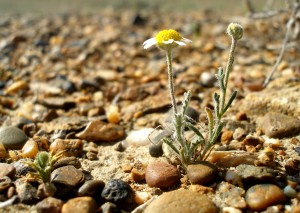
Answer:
225, 170, 243, 187
215, 182, 246, 209
0, 143, 7, 159
221, 130, 233, 144
0, 163, 16, 179
77, 180, 105, 197
145, 161, 180, 189
235, 112, 248, 121
0, 176, 12, 192
40, 97, 76, 110
13, 159, 36, 176
53, 156, 81, 170
50, 139, 83, 157
283, 185, 297, 198
257, 112, 300, 138
21, 139, 39, 158
134, 191, 152, 205
236, 164, 276, 182
36, 197, 64, 213
0, 126, 28, 149
222, 207, 243, 213
51, 165, 84, 187
200, 71, 216, 87
101, 202, 118, 213
101, 179, 134, 205
62, 197, 96, 213
121, 164, 133, 173
76, 120, 125, 142
285, 159, 300, 175
187, 162, 218, 185
144, 189, 217, 213
245, 184, 285, 211
15, 179, 38, 204
131, 168, 145, 182
149, 142, 163, 157
208, 151, 257, 167
5, 80, 28, 94
106, 105, 121, 124
124, 128, 153, 147
242, 135, 263, 147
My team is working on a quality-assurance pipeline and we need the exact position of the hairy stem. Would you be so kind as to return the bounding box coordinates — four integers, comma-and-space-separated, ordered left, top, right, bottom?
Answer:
166, 50, 178, 115
220, 37, 237, 113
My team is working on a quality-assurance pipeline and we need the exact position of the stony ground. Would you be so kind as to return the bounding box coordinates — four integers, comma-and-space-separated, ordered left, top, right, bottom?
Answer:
0, 9, 299, 213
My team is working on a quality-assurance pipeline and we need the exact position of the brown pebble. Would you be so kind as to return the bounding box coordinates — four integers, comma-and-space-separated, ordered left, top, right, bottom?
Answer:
50, 139, 83, 157
62, 196, 96, 213
236, 112, 248, 121
131, 168, 145, 182
145, 161, 180, 189
187, 162, 218, 185
144, 189, 217, 213
245, 184, 285, 211
122, 164, 133, 173
221, 130, 233, 144
0, 163, 16, 179
36, 197, 64, 213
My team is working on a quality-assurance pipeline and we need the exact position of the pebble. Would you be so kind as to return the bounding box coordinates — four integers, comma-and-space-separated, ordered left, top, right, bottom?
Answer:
50, 139, 83, 157
0, 176, 12, 193
101, 202, 118, 213
134, 191, 152, 205
215, 182, 246, 209
4, 80, 29, 94
39, 97, 76, 110
106, 105, 121, 124
145, 161, 180, 189
53, 156, 82, 170
51, 165, 84, 187
131, 167, 146, 182
0, 143, 7, 159
200, 71, 216, 87
77, 180, 105, 197
225, 170, 243, 187
13, 159, 36, 176
123, 128, 153, 147
245, 184, 286, 211
221, 130, 233, 144
149, 142, 163, 157
76, 120, 125, 142
207, 151, 257, 167
101, 179, 134, 205
144, 189, 217, 213
0, 163, 16, 179
186, 162, 218, 185
15, 179, 38, 204
61, 197, 96, 213
235, 164, 276, 182
283, 185, 297, 198
257, 112, 300, 138
36, 197, 64, 213
0, 126, 28, 149
222, 207, 242, 213
21, 139, 39, 158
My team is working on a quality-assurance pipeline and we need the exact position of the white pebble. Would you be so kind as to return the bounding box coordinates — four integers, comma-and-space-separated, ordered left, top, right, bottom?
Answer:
223, 207, 242, 213
124, 128, 155, 147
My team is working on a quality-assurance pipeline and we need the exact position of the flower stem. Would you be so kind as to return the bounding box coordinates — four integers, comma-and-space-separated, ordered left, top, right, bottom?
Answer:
166, 50, 177, 115
220, 37, 237, 112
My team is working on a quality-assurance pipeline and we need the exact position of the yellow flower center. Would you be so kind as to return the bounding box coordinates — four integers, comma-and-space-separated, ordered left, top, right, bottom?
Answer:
155, 29, 182, 45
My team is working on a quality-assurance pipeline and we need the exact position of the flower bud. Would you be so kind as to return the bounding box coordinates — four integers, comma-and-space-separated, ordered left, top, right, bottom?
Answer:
227, 23, 243, 40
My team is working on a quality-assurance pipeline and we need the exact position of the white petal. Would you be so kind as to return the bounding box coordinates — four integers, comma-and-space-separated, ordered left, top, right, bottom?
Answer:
181, 37, 192, 43
162, 39, 174, 44
174, 41, 186, 46
143, 38, 157, 49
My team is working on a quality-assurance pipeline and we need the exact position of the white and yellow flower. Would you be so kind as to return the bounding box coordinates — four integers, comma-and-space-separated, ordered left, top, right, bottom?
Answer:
143, 29, 191, 51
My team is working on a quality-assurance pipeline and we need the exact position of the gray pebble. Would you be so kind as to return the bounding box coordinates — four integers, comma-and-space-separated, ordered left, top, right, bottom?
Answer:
101, 179, 133, 205
0, 126, 28, 149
